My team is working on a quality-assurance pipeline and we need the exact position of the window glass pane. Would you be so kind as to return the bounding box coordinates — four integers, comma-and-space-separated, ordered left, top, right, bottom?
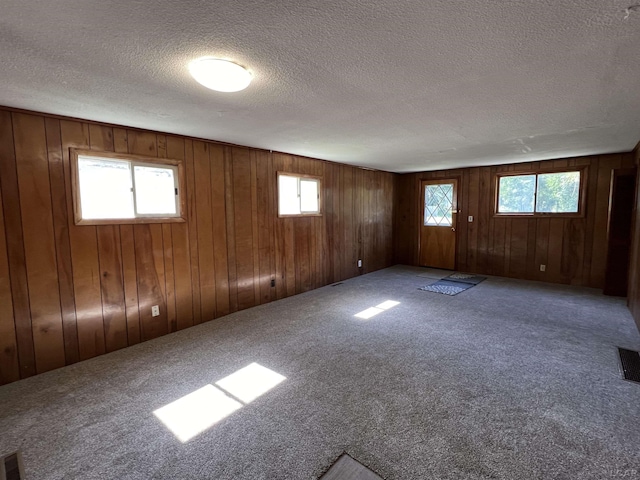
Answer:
278, 175, 300, 215
536, 171, 580, 213
133, 165, 177, 215
300, 179, 319, 212
498, 175, 535, 213
424, 183, 453, 226
78, 156, 134, 219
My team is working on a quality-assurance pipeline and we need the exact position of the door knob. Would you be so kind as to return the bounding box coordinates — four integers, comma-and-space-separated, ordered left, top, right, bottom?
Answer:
451, 227, 456, 232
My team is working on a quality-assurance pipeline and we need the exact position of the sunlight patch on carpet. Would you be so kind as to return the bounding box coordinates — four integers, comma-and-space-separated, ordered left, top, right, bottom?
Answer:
154, 363, 287, 442
153, 385, 243, 442
216, 363, 287, 404
354, 300, 400, 319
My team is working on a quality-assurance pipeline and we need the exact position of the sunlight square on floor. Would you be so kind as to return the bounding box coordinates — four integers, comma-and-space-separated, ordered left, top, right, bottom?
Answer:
153, 363, 287, 442
153, 385, 242, 442
354, 300, 400, 319
216, 362, 287, 404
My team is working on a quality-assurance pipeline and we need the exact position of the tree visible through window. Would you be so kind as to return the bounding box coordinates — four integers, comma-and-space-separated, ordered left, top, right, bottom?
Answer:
497, 170, 582, 215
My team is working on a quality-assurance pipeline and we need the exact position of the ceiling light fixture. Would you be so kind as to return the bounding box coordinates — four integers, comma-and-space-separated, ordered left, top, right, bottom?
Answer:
188, 57, 252, 93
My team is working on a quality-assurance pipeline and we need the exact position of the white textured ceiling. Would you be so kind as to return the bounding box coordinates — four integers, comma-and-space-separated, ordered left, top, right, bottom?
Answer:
1, 0, 640, 172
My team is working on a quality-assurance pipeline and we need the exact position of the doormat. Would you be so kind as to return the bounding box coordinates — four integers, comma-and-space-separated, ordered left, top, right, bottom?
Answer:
319, 453, 383, 480
418, 273, 486, 296
444, 273, 487, 285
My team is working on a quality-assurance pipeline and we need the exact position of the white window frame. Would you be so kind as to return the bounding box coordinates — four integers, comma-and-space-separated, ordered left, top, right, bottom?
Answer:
70, 149, 186, 225
277, 172, 322, 217
495, 167, 586, 217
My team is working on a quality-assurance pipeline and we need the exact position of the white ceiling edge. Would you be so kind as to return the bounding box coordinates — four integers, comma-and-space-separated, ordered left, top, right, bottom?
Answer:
1, 0, 639, 173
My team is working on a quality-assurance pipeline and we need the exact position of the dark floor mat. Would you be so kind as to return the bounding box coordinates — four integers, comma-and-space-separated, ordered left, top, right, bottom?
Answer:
618, 348, 640, 383
419, 273, 486, 296
319, 453, 383, 480
444, 273, 487, 285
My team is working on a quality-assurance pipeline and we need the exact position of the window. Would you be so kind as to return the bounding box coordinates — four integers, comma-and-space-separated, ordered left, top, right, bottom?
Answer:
71, 149, 185, 225
424, 182, 454, 226
277, 173, 321, 216
496, 169, 584, 216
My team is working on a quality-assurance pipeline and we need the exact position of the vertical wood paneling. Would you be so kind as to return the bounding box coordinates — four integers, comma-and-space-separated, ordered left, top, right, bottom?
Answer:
534, 219, 550, 281
96, 226, 128, 351
250, 152, 262, 302
210, 144, 230, 316
525, 219, 538, 280
185, 139, 202, 325
61, 120, 106, 361
0, 179, 20, 383
128, 131, 168, 341
476, 167, 491, 273
491, 218, 506, 276
0, 111, 36, 378
508, 219, 528, 278
232, 148, 257, 309
161, 223, 177, 333
580, 156, 599, 283
225, 148, 240, 311
45, 118, 80, 365
467, 168, 480, 272
14, 113, 66, 373
90, 125, 128, 353
0, 107, 396, 385
157, 136, 177, 333
134, 224, 168, 341
194, 141, 216, 323
120, 224, 141, 344
394, 154, 633, 288
256, 151, 274, 303
114, 128, 142, 345
590, 155, 622, 287
167, 136, 194, 331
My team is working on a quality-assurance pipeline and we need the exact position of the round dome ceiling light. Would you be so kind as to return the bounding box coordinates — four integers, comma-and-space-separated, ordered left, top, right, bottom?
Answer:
189, 57, 252, 93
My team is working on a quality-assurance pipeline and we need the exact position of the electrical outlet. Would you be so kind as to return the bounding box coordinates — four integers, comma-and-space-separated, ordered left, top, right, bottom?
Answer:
468, 215, 473, 222
151, 305, 160, 317
270, 279, 275, 287
540, 264, 546, 272
357, 259, 362, 268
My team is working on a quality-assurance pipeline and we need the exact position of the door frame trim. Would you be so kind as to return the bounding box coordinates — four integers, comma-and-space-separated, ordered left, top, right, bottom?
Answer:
417, 176, 461, 270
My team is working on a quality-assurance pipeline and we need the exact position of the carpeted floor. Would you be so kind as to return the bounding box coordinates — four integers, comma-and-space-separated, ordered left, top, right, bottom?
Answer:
1, 266, 640, 479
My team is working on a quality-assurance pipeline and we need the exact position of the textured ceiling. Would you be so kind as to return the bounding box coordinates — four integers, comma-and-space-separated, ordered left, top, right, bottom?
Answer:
1, 0, 640, 172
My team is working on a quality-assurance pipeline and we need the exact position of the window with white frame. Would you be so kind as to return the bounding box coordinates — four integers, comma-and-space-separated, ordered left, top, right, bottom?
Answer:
496, 169, 584, 216
71, 149, 185, 225
277, 173, 321, 216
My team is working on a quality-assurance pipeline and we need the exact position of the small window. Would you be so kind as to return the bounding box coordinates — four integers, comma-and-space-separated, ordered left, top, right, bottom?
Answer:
71, 149, 185, 225
278, 173, 321, 216
496, 170, 583, 216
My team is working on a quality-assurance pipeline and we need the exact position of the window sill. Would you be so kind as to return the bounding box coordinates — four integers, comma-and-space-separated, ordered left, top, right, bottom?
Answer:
278, 213, 322, 218
75, 217, 186, 226
493, 212, 584, 219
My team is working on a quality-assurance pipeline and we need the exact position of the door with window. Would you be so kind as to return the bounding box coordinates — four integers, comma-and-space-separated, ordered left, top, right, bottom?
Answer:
419, 179, 458, 270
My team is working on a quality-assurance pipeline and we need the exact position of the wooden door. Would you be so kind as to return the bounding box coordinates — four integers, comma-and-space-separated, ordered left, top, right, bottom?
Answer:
419, 179, 458, 270
604, 168, 637, 296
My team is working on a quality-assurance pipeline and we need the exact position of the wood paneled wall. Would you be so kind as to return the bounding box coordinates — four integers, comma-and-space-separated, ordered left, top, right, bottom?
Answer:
628, 143, 640, 331
0, 108, 394, 385
394, 154, 635, 288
